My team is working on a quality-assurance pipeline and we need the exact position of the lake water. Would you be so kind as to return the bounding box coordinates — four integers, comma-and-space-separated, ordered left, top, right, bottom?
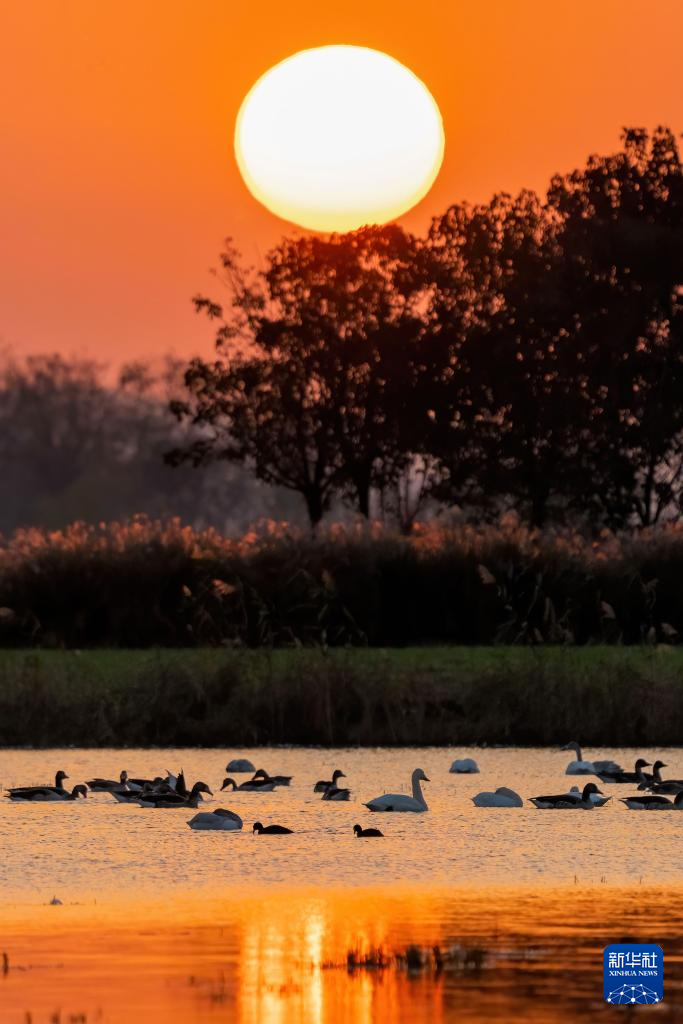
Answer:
2, 747, 683, 1021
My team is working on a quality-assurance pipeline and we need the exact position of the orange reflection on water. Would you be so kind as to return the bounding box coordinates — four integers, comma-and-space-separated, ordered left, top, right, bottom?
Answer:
2, 885, 683, 1023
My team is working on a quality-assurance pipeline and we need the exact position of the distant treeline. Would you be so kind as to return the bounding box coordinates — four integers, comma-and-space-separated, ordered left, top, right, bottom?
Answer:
1, 516, 683, 648
0, 353, 302, 536
171, 127, 683, 531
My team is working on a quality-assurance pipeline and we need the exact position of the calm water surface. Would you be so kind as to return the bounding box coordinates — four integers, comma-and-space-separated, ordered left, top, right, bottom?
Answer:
2, 747, 683, 1022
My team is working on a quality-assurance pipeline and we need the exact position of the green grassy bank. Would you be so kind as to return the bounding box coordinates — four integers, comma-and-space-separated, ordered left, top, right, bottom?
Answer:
0, 647, 681, 748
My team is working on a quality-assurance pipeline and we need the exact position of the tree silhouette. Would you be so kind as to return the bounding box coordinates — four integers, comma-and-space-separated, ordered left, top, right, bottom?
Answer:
169, 226, 430, 527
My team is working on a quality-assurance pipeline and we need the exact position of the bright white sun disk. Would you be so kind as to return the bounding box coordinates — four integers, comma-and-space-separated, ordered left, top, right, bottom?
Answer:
235, 45, 445, 232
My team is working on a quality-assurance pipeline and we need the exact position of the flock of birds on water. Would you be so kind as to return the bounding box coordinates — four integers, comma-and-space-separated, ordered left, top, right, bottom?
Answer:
4, 742, 683, 835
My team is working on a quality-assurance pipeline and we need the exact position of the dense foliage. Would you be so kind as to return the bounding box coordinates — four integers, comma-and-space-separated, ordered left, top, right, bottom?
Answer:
2, 516, 683, 648
172, 128, 683, 530
1, 647, 681, 747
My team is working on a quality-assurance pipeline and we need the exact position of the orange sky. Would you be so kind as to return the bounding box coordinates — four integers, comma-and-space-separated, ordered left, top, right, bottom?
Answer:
1, 1, 682, 364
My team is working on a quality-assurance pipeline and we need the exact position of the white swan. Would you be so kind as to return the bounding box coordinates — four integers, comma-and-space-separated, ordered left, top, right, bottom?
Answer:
364, 768, 429, 813
472, 787, 522, 808
187, 808, 243, 831
226, 758, 256, 773
567, 785, 611, 807
561, 742, 622, 776
449, 758, 480, 774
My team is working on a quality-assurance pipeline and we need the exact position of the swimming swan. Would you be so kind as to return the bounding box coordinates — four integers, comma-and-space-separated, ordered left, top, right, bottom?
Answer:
472, 787, 523, 808
561, 742, 622, 776
364, 768, 429, 813
187, 808, 243, 830
449, 758, 480, 774
226, 759, 256, 773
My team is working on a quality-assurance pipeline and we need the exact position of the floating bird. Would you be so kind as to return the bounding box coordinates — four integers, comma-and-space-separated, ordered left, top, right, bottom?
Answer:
57, 784, 89, 801
621, 792, 683, 810
110, 782, 170, 803
8, 783, 87, 803
449, 758, 479, 774
353, 824, 384, 837
226, 758, 256, 773
187, 808, 243, 831
561, 742, 622, 776
6, 770, 70, 801
322, 779, 350, 801
642, 777, 683, 796
221, 776, 275, 792
595, 759, 651, 785
637, 761, 674, 790
86, 770, 129, 793
364, 768, 429, 813
472, 787, 523, 808
530, 782, 606, 809
566, 785, 610, 807
253, 821, 293, 834
138, 781, 212, 808
252, 769, 292, 787
125, 775, 168, 793
314, 769, 346, 793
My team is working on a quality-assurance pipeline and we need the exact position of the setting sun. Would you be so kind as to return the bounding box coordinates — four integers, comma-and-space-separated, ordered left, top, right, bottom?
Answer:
234, 45, 445, 232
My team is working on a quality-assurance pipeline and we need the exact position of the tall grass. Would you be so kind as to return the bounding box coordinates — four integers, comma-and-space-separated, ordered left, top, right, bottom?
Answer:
2, 515, 683, 647
0, 647, 682, 747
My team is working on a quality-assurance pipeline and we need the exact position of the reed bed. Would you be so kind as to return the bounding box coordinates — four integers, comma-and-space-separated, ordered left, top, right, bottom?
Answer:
2, 515, 683, 649
0, 646, 682, 747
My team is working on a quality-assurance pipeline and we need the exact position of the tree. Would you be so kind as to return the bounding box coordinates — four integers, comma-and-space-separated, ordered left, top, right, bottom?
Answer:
425, 128, 683, 528
170, 226, 431, 527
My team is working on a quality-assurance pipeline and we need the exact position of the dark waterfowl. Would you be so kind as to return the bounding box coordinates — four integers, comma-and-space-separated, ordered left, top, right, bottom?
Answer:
126, 775, 167, 793
138, 781, 212, 808
530, 783, 606, 809
595, 758, 651, 785
322, 781, 350, 801
353, 824, 384, 837
253, 821, 293, 834
621, 792, 683, 810
110, 782, 169, 803
314, 769, 346, 793
86, 770, 129, 793
59, 784, 89, 801
7, 770, 69, 801
8, 783, 87, 803
644, 779, 683, 796
221, 776, 275, 792
252, 769, 292, 787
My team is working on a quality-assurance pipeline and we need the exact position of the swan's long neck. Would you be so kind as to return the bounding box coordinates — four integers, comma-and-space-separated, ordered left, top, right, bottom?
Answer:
411, 775, 425, 806
574, 744, 583, 761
